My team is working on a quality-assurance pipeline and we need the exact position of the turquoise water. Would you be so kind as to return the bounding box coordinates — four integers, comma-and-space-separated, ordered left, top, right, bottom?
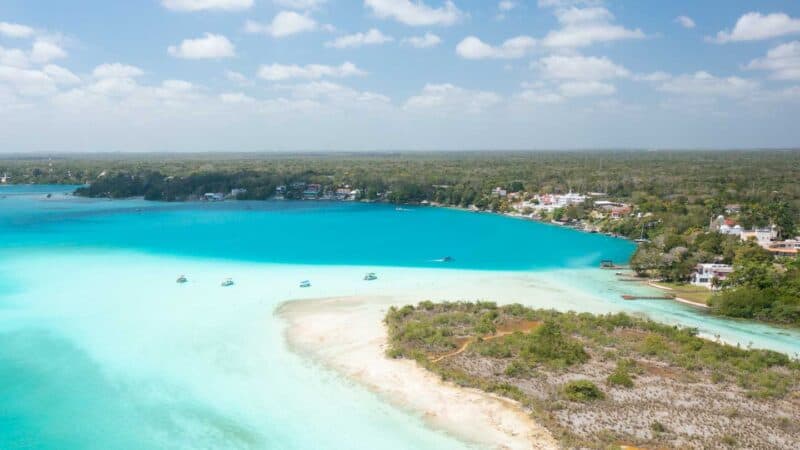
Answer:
1, 185, 798, 450
0, 185, 633, 270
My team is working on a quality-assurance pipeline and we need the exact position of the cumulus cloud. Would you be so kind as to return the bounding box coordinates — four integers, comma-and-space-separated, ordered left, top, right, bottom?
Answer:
542, 7, 645, 48
658, 71, 759, 97
498, 1, 516, 12
675, 15, 695, 29
365, 0, 463, 27
274, 0, 327, 9
42, 64, 80, 84
0, 21, 35, 38
455, 36, 536, 59
712, 12, 800, 43
161, 0, 253, 11
225, 70, 250, 85
0, 45, 30, 68
245, 11, 318, 38
30, 40, 67, 64
558, 80, 615, 97
537, 54, 629, 80
220, 92, 255, 103
276, 80, 391, 107
325, 29, 393, 49
404, 83, 501, 113
257, 62, 366, 81
168, 33, 235, 59
402, 32, 442, 48
0, 65, 58, 96
92, 63, 144, 79
746, 41, 800, 81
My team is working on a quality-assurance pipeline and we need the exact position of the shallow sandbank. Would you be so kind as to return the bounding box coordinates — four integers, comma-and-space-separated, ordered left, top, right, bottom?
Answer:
278, 296, 558, 450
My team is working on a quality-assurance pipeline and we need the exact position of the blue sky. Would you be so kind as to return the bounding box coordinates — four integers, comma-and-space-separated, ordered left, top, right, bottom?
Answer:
2, 0, 800, 152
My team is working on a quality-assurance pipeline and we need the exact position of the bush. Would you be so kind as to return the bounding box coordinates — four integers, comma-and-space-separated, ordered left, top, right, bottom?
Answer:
607, 361, 635, 388
563, 380, 605, 402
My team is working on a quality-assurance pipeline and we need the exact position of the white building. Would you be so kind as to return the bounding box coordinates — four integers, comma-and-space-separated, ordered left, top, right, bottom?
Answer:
691, 263, 734, 289
740, 226, 778, 245
491, 187, 507, 197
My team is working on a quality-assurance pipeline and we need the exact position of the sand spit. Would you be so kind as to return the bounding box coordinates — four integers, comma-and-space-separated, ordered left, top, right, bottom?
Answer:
278, 296, 558, 450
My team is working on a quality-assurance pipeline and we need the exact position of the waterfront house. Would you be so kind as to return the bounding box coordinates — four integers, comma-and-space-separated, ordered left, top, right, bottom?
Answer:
610, 206, 632, 219
491, 187, 507, 197
740, 226, 778, 246
203, 192, 224, 201
303, 184, 321, 200
0, 173, 9, 184
766, 239, 800, 257
691, 263, 734, 289
230, 188, 247, 198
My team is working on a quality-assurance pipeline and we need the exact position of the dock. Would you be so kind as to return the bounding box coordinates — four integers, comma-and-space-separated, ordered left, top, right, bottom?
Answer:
621, 294, 676, 301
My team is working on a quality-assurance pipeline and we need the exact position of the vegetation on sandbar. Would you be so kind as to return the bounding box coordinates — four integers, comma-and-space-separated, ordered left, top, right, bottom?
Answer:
386, 301, 800, 449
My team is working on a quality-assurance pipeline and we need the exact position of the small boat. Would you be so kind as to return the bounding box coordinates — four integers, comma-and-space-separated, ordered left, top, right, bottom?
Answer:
439, 256, 454, 263
363, 272, 378, 281
299, 280, 311, 288
176, 275, 188, 284
221, 278, 234, 287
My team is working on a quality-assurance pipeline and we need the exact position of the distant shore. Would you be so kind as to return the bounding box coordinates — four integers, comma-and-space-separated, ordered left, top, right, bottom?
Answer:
278, 296, 559, 450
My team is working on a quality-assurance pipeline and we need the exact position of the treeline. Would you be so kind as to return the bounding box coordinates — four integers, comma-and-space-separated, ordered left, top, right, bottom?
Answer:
711, 244, 800, 325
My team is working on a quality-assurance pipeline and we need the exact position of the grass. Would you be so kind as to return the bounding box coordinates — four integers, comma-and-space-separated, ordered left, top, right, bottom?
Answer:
653, 281, 713, 305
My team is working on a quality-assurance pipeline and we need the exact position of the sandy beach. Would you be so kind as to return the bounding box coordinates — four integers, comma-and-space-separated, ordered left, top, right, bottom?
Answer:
278, 296, 559, 450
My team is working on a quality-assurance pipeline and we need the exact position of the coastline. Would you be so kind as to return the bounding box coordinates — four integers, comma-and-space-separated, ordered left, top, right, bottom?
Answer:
278, 296, 559, 450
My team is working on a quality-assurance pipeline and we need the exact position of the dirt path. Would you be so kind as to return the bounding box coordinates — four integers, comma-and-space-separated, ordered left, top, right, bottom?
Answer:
431, 321, 540, 363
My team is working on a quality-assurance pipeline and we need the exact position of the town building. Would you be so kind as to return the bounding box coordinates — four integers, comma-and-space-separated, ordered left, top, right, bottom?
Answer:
690, 263, 734, 289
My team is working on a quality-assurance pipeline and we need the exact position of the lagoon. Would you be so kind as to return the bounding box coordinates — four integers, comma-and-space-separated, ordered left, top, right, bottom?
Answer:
1, 186, 798, 449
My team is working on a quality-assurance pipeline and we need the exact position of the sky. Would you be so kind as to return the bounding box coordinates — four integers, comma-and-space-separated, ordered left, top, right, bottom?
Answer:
2, 0, 800, 152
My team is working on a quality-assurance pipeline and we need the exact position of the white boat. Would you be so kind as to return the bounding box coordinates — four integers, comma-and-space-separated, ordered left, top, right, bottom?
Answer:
176, 275, 187, 284
221, 278, 234, 287
299, 280, 311, 288
363, 272, 378, 281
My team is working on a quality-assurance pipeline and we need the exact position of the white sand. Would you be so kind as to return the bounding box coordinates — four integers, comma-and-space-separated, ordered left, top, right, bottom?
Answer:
279, 296, 559, 450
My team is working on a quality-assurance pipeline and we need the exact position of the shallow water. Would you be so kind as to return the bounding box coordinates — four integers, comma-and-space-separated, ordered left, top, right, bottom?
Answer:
1, 186, 798, 449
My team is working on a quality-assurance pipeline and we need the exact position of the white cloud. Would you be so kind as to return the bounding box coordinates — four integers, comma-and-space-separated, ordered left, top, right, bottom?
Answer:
161, 0, 253, 11
30, 40, 67, 64
517, 89, 563, 104
365, 0, 463, 27
244, 11, 318, 38
713, 12, 800, 43
558, 80, 615, 97
658, 71, 759, 97
542, 7, 645, 48
276, 81, 391, 107
402, 32, 442, 48
675, 15, 695, 29
0, 65, 57, 96
456, 36, 536, 60
274, 0, 327, 9
168, 33, 236, 59
92, 63, 144, 79
325, 29, 393, 49
498, 1, 516, 12
0, 22, 35, 39
633, 71, 671, 82
257, 62, 366, 81
225, 70, 250, 85
537, 54, 629, 80
747, 41, 800, 81
404, 83, 501, 113
0, 45, 30, 68
220, 92, 255, 103
43, 64, 80, 84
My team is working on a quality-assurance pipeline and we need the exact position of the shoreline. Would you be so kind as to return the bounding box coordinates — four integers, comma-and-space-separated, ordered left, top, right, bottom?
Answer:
647, 281, 711, 309
277, 296, 559, 450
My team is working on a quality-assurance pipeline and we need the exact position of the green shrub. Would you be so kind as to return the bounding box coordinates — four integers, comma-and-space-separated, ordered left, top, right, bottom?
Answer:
563, 380, 605, 402
607, 361, 634, 388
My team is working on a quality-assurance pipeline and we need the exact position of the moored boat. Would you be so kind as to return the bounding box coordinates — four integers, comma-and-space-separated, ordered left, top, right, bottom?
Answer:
363, 272, 378, 281
176, 275, 187, 283
221, 278, 234, 287
299, 280, 311, 288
